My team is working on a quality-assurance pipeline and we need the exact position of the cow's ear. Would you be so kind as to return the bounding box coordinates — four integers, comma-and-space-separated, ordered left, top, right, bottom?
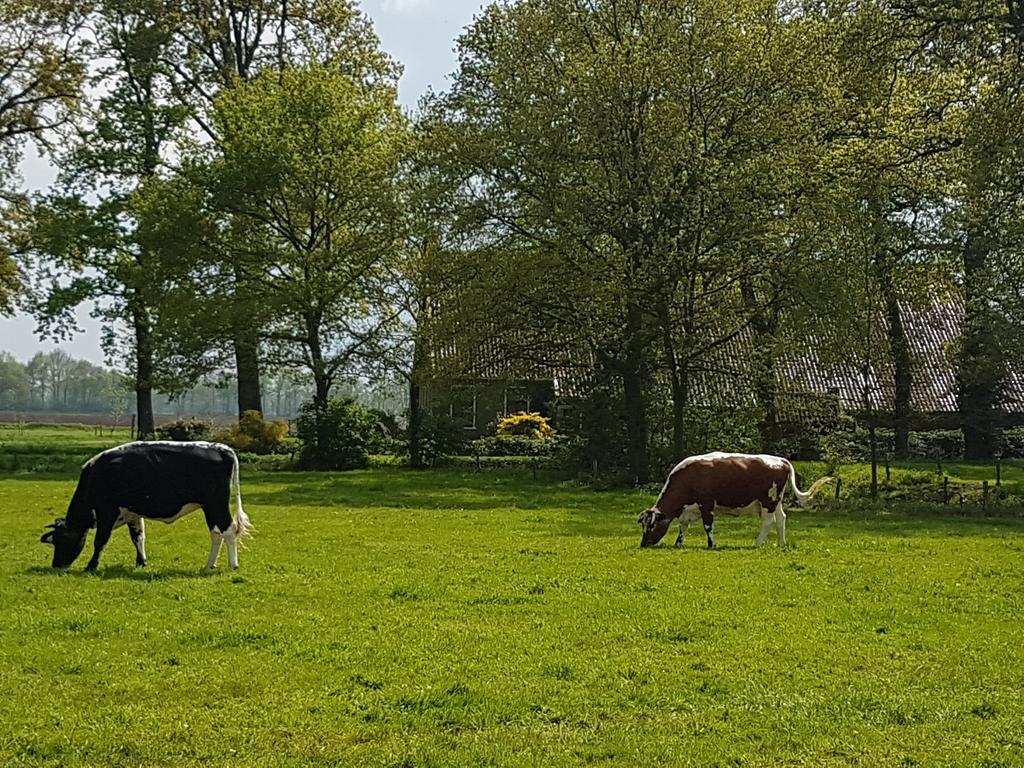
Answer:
40, 531, 54, 544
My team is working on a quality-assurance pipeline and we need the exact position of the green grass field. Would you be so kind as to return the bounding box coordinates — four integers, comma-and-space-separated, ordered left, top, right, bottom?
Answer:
2, 438, 1024, 767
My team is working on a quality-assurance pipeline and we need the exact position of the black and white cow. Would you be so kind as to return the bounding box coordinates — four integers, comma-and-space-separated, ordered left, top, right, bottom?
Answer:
40, 441, 252, 571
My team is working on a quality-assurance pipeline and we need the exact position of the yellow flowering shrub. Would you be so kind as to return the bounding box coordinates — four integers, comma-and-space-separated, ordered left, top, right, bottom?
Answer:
217, 410, 291, 454
496, 411, 556, 440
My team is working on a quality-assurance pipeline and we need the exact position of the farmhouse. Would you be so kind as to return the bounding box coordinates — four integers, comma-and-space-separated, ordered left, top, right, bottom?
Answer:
419, 299, 1024, 438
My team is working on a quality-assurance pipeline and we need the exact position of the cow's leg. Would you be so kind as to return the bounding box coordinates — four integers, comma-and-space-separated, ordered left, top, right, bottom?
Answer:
128, 517, 146, 566
222, 526, 239, 570
203, 504, 235, 570
699, 502, 716, 549
754, 504, 774, 548
775, 503, 787, 547
674, 520, 688, 548
205, 530, 223, 569
85, 509, 117, 571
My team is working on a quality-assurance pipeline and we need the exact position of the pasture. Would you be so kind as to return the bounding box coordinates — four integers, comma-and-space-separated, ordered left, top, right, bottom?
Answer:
1, 438, 1023, 766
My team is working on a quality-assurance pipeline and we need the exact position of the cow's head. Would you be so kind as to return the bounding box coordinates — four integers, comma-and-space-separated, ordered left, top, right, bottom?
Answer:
637, 507, 671, 548
40, 518, 87, 568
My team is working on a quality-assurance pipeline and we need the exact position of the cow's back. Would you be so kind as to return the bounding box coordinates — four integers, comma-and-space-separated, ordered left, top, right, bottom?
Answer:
658, 452, 790, 512
84, 442, 235, 518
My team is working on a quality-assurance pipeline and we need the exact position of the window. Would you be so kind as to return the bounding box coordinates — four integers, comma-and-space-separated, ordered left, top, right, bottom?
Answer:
504, 386, 531, 415
449, 387, 477, 429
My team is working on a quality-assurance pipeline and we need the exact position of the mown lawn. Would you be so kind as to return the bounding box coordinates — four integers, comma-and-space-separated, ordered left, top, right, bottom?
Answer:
2, 462, 1023, 767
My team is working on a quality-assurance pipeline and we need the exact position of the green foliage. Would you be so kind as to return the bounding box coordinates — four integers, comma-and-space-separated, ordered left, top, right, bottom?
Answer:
207, 64, 410, 410
999, 427, 1024, 459
413, 412, 469, 467
295, 398, 378, 470
823, 423, 967, 466
215, 410, 291, 455
820, 416, 877, 470
908, 430, 966, 460
471, 434, 557, 457
363, 407, 403, 456
0, 0, 88, 189
154, 417, 211, 442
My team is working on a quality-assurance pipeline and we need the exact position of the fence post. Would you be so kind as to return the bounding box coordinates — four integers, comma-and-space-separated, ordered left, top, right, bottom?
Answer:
996, 458, 1001, 488
983, 480, 989, 512
885, 458, 891, 483
943, 476, 949, 504
130, 414, 136, 441
834, 477, 842, 500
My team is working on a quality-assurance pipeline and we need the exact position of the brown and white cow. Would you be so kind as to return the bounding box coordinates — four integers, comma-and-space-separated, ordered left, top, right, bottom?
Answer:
637, 452, 832, 549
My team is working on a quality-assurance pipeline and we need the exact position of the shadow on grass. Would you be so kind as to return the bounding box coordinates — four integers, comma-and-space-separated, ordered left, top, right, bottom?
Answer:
23, 564, 218, 581
238, 468, 641, 513
10, 465, 1023, 541
561, 502, 1024, 541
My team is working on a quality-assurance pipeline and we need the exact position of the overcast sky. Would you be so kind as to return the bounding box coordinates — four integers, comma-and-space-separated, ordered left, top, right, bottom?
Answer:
0, 0, 484, 365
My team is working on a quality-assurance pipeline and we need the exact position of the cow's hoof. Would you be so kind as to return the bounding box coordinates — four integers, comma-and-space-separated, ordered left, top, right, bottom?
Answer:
136, 560, 147, 567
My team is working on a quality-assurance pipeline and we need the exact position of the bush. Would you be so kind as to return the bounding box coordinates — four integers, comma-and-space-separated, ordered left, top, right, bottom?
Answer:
155, 417, 212, 442
907, 430, 963, 460
296, 398, 379, 470
496, 411, 556, 439
820, 416, 879, 469
821, 423, 966, 466
366, 408, 403, 456
413, 412, 470, 467
471, 434, 557, 457
998, 427, 1024, 458
216, 410, 291, 455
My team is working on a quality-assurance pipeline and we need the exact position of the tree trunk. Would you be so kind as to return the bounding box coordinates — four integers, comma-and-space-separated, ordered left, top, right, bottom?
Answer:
885, 293, 912, 459
408, 334, 426, 469
669, 370, 689, 461
863, 357, 879, 499
960, 232, 1003, 459
657, 298, 689, 460
132, 303, 155, 439
622, 303, 650, 485
741, 277, 781, 453
233, 327, 263, 418
409, 378, 423, 469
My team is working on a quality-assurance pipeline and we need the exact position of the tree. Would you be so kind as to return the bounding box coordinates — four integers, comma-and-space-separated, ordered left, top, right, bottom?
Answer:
0, 351, 29, 408
202, 64, 408, 443
23, 0, 189, 438
0, 0, 88, 185
144, 0, 402, 418
420, 0, 845, 481
891, 0, 1024, 457
0, 0, 89, 311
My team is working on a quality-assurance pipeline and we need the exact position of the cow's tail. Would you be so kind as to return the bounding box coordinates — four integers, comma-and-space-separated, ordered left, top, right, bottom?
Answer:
230, 450, 253, 539
787, 462, 833, 507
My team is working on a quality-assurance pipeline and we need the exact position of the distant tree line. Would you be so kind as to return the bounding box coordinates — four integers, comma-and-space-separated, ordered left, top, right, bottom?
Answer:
0, 349, 403, 419
0, 0, 1022, 482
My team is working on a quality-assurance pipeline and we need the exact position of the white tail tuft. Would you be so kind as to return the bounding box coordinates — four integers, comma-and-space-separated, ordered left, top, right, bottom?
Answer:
230, 450, 253, 539
787, 462, 833, 507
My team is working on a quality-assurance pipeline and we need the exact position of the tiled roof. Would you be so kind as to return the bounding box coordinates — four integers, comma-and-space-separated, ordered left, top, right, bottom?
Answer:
425, 299, 1024, 415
